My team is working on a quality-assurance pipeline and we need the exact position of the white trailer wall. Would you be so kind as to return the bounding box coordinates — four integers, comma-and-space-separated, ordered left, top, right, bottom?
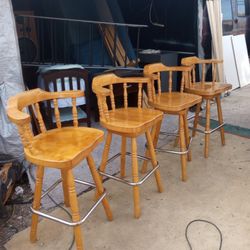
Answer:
0, 0, 25, 159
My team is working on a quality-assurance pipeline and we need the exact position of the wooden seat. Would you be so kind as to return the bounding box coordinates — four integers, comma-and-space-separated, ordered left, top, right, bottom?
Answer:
151, 92, 201, 112
92, 73, 164, 218
101, 107, 163, 134
7, 88, 112, 250
181, 56, 232, 158
143, 63, 202, 181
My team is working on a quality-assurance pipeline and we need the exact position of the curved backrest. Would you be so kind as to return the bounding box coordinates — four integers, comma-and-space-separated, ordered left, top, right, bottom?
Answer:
143, 63, 192, 101
181, 56, 223, 84
92, 73, 151, 122
7, 88, 84, 150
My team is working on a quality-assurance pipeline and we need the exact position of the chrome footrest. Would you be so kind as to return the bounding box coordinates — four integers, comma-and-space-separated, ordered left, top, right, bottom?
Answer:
155, 137, 193, 155
189, 122, 225, 134
31, 178, 106, 227
99, 152, 160, 187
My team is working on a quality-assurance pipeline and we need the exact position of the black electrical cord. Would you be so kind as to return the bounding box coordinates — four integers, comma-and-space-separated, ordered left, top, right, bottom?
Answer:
185, 219, 223, 250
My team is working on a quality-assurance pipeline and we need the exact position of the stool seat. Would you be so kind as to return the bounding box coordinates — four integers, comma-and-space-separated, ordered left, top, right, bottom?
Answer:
143, 63, 202, 181
185, 82, 232, 97
7, 88, 112, 250
93, 74, 164, 218
101, 107, 163, 135
149, 92, 201, 112
181, 56, 233, 158
26, 127, 104, 168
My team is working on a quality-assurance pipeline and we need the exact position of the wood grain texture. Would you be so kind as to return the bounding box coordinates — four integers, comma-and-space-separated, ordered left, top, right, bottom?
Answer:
179, 114, 187, 181
120, 136, 127, 178
67, 170, 84, 250
93, 73, 164, 218
30, 165, 44, 243
144, 63, 202, 181
87, 155, 113, 221
131, 137, 141, 219
205, 99, 211, 158
181, 56, 231, 157
216, 95, 225, 146
7, 88, 112, 250
145, 129, 163, 192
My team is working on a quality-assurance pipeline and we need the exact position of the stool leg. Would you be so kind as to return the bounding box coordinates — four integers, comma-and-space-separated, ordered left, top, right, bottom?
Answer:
145, 129, 163, 193
95, 132, 112, 200
192, 102, 201, 137
184, 110, 192, 161
61, 169, 70, 207
87, 155, 113, 221
141, 119, 161, 174
120, 136, 127, 178
131, 137, 141, 219
99, 132, 112, 175
141, 142, 150, 174
67, 170, 84, 250
179, 114, 187, 182
173, 127, 180, 148
216, 95, 225, 146
205, 99, 211, 158
30, 165, 44, 243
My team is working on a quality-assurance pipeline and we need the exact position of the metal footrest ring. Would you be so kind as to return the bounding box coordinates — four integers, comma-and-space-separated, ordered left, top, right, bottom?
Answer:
99, 152, 160, 186
30, 178, 106, 227
155, 137, 193, 155
189, 122, 225, 134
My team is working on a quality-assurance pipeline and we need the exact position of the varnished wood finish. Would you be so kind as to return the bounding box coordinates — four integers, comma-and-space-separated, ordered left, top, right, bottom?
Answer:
24, 127, 104, 169
179, 114, 187, 181
192, 102, 201, 137
67, 170, 83, 250
92, 73, 164, 218
120, 136, 127, 178
141, 120, 161, 174
145, 129, 163, 192
7, 88, 112, 250
100, 107, 163, 136
184, 111, 192, 161
181, 56, 232, 157
131, 137, 141, 218
99, 132, 113, 174
30, 165, 44, 243
216, 95, 225, 146
61, 169, 70, 207
144, 63, 202, 181
184, 83, 232, 97
87, 155, 113, 221
205, 99, 211, 158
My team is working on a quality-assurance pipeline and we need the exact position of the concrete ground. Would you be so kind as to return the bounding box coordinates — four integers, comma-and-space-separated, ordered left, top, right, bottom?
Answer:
5, 86, 250, 250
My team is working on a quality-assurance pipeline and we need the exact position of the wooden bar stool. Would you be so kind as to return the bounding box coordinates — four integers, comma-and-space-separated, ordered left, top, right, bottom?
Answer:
143, 63, 202, 181
181, 56, 232, 158
7, 88, 112, 250
92, 73, 164, 219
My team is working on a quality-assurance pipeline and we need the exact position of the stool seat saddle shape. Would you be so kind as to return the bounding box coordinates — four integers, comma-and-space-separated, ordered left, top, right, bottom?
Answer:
143, 63, 202, 181
181, 56, 232, 158
7, 88, 112, 250
92, 73, 164, 219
